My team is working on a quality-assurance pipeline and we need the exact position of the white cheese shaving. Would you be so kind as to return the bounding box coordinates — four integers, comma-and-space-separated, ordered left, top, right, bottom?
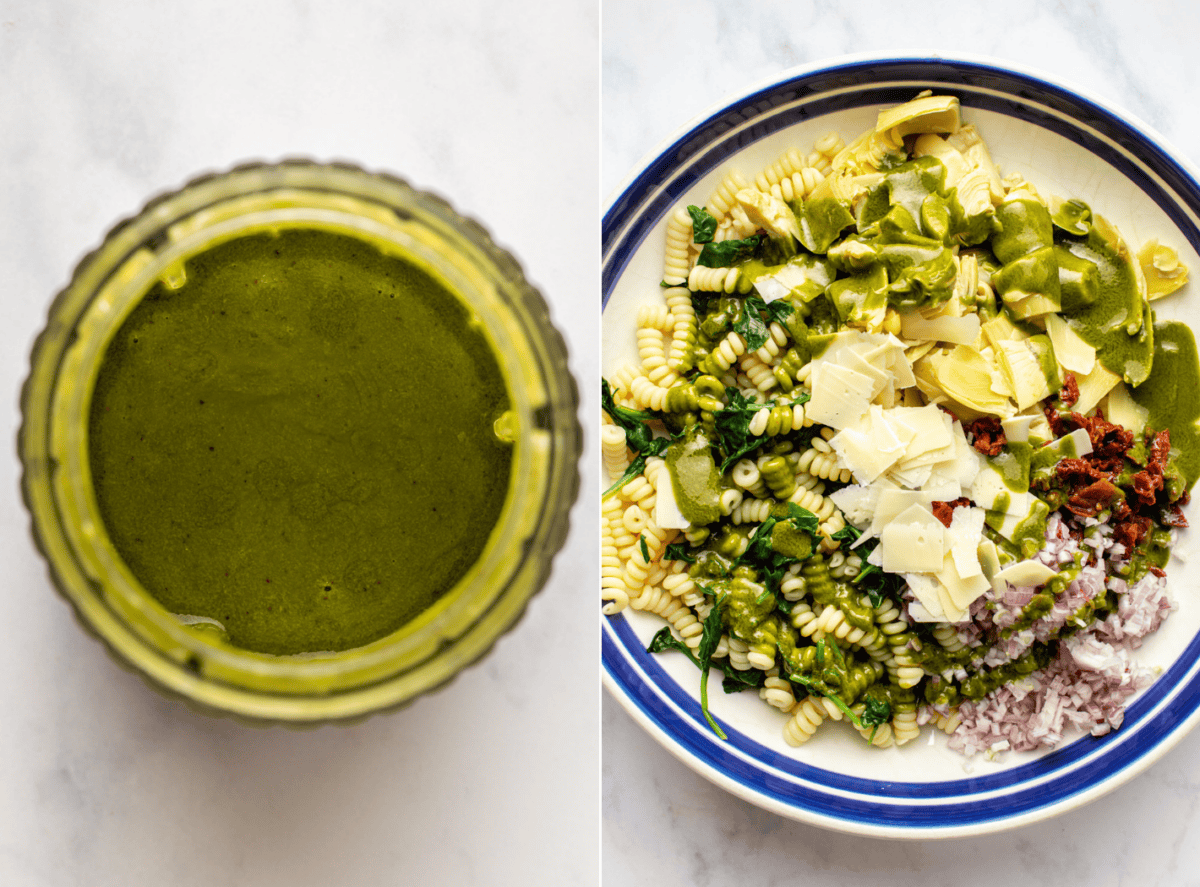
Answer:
653, 467, 690, 530
880, 502, 946, 573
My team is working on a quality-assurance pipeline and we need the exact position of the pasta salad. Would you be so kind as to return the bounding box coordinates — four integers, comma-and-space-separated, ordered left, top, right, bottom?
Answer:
601, 93, 1200, 755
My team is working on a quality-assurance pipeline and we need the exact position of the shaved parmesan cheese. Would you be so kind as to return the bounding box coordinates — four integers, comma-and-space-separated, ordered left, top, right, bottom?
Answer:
904, 571, 948, 621
1001, 415, 1036, 443
752, 262, 812, 303
994, 560, 1058, 588
828, 484, 878, 530
805, 362, 877, 429
881, 502, 946, 573
939, 548, 991, 613
868, 488, 937, 539
946, 506, 986, 580
653, 467, 690, 530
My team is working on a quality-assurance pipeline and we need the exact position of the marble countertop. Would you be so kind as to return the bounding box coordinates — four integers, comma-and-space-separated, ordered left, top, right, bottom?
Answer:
603, 0, 1200, 883
0, 2, 597, 886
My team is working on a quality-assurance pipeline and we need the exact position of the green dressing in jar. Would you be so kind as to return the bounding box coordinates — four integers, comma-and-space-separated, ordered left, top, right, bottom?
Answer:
88, 228, 514, 655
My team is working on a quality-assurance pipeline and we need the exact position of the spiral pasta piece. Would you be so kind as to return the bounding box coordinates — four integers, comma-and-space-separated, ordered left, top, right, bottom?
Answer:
753, 322, 790, 363
707, 168, 750, 221
796, 445, 852, 483
663, 287, 697, 372
783, 695, 829, 746
759, 674, 796, 712
637, 302, 674, 334
628, 375, 671, 412
730, 496, 773, 525
813, 605, 882, 650
773, 167, 826, 202
727, 636, 753, 672
739, 351, 778, 393
754, 147, 806, 195
636, 326, 677, 388
663, 206, 693, 286
758, 455, 796, 500
892, 708, 920, 746
688, 264, 742, 294
731, 458, 767, 498
717, 487, 744, 517
788, 485, 837, 521
601, 424, 629, 481
854, 717, 895, 748
932, 623, 967, 653
633, 586, 704, 650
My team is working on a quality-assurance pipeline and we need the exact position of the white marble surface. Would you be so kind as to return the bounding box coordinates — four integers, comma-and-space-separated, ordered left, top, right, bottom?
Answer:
0, 2, 597, 886
603, 0, 1200, 882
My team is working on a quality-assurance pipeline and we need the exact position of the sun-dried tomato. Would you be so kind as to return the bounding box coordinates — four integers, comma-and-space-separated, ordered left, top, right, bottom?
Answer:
931, 496, 972, 528
963, 416, 1006, 457
1147, 429, 1172, 474
1131, 469, 1164, 506
1161, 504, 1190, 528
1059, 372, 1079, 407
1056, 457, 1103, 484
1065, 479, 1121, 517
1113, 515, 1152, 551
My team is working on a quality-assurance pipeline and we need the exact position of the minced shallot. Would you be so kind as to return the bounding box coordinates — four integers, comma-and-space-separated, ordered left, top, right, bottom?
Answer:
916, 512, 1174, 756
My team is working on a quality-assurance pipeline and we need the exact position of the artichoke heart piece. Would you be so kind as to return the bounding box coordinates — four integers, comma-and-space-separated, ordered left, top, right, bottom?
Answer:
793, 194, 856, 255
736, 188, 802, 244
994, 246, 1061, 319
1049, 196, 1092, 236
994, 337, 1054, 411
992, 197, 1054, 263
912, 134, 970, 188
922, 344, 1015, 419
831, 128, 906, 176
827, 264, 889, 331
1044, 311, 1096, 376
876, 94, 961, 142
1071, 361, 1121, 415
1138, 237, 1190, 300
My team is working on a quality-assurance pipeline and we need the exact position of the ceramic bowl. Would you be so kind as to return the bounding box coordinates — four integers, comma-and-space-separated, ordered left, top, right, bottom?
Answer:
602, 54, 1200, 837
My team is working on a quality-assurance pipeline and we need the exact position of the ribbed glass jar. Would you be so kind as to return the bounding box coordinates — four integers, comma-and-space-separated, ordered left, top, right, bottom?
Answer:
20, 161, 581, 723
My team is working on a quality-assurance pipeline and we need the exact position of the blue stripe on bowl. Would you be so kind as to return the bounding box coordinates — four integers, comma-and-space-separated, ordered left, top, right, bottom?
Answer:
602, 56, 1200, 833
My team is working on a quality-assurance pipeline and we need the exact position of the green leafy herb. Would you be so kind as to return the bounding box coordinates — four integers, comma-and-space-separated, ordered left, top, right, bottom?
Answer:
601, 378, 673, 498
721, 666, 766, 694
831, 523, 861, 544
664, 542, 696, 563
734, 295, 771, 351
601, 378, 662, 454
638, 536, 650, 563
647, 627, 699, 664
602, 453, 648, 498
764, 297, 794, 327
687, 205, 717, 244
713, 387, 764, 472
697, 594, 727, 739
860, 696, 891, 727
697, 235, 763, 268
787, 503, 821, 536
859, 695, 892, 744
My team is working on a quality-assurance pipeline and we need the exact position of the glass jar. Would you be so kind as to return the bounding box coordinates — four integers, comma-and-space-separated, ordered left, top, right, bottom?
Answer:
20, 160, 581, 723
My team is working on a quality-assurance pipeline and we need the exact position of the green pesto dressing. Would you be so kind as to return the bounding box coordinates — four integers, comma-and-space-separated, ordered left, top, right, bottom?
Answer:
664, 426, 722, 526
1059, 231, 1154, 385
1129, 320, 1200, 488
89, 228, 513, 655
